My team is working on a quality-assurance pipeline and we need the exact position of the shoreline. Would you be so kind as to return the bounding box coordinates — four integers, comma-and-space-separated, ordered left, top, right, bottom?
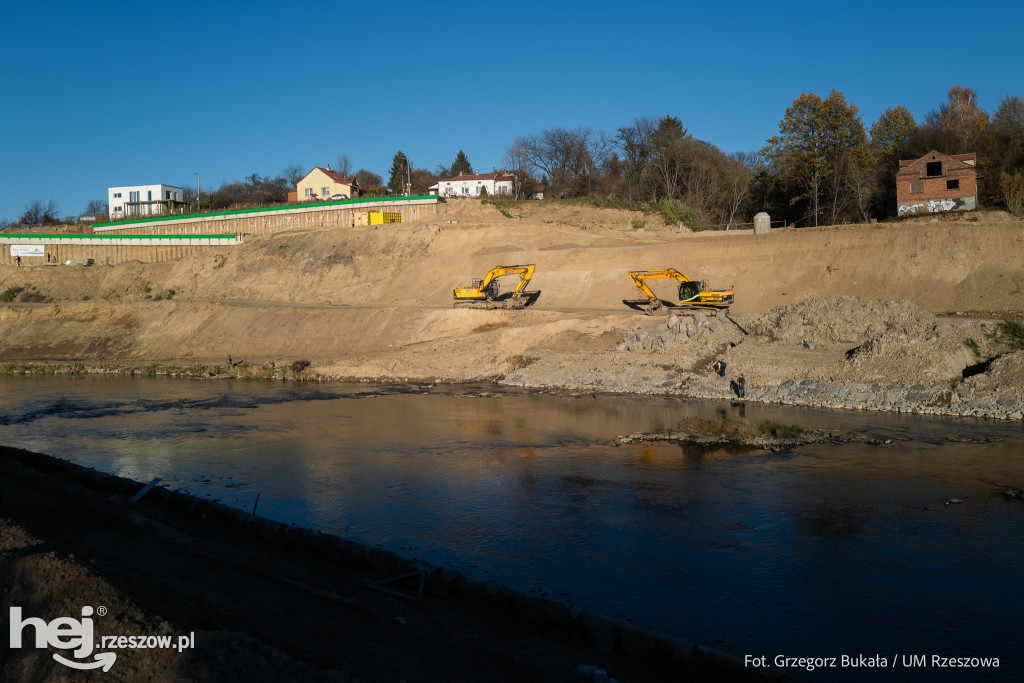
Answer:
0, 444, 785, 683
3, 358, 1022, 421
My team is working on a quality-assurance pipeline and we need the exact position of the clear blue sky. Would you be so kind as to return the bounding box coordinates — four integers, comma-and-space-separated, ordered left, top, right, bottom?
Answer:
1, 0, 1020, 221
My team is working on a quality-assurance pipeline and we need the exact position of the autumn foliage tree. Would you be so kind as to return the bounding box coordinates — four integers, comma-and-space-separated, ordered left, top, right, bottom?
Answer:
762, 90, 871, 226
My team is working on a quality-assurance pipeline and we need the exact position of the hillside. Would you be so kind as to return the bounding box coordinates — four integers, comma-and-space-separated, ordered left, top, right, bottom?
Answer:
1, 200, 1022, 418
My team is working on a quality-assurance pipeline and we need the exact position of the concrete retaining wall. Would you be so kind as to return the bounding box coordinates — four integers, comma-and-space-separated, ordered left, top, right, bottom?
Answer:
93, 197, 443, 237
1, 235, 239, 266
2, 198, 442, 265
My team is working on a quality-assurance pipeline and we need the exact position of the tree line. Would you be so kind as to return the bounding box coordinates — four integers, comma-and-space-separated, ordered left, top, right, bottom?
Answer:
7, 84, 1021, 229
496, 85, 1023, 227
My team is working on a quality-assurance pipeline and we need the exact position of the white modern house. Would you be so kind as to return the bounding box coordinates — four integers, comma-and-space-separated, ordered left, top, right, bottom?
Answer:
108, 184, 188, 217
430, 172, 514, 198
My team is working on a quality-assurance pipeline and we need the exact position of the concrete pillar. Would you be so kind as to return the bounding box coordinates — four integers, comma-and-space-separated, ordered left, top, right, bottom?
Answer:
753, 212, 771, 235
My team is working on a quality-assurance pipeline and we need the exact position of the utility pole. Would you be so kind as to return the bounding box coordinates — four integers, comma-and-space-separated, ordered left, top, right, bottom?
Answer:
194, 172, 200, 212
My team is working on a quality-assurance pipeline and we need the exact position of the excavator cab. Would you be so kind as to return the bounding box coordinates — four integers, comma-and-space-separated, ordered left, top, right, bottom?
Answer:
678, 280, 703, 303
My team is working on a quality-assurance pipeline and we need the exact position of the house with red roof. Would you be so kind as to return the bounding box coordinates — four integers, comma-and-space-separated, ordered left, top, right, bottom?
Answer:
430, 172, 514, 198
296, 166, 358, 202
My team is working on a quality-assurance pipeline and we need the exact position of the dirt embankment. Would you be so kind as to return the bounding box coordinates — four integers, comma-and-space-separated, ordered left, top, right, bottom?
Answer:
0, 200, 1022, 416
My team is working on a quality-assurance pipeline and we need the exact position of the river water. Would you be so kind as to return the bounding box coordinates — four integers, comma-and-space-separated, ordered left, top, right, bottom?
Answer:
1, 375, 1021, 681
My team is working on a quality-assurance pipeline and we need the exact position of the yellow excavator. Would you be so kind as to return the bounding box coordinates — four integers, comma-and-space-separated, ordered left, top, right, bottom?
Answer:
453, 264, 536, 309
628, 269, 734, 314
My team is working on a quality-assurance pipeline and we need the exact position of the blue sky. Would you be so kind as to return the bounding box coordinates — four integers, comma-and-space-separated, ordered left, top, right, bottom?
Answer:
1, 0, 1021, 221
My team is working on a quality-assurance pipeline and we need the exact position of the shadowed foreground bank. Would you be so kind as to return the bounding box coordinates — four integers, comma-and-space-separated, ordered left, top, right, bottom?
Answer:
0, 446, 783, 683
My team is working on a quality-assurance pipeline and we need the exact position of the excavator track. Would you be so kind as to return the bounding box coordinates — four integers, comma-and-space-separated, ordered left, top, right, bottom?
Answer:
452, 297, 527, 310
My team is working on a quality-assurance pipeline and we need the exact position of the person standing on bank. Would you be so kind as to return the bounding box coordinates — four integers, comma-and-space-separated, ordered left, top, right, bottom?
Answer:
736, 373, 746, 398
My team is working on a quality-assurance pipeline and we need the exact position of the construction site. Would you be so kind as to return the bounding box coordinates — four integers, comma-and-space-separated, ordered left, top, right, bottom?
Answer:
0, 198, 1022, 418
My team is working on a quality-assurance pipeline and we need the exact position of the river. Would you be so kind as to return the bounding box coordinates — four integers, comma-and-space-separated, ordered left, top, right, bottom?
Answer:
1, 375, 1021, 681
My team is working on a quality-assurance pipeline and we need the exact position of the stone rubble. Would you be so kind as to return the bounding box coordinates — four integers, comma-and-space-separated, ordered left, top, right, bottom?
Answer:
502, 304, 1024, 421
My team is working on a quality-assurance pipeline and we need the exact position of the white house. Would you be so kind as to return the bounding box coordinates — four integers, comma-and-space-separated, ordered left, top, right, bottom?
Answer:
431, 172, 514, 198
108, 184, 187, 218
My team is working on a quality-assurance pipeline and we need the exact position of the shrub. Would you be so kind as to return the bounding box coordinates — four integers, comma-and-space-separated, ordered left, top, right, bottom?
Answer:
675, 416, 804, 440
988, 320, 1024, 351
291, 359, 311, 373
1000, 171, 1024, 216
646, 198, 702, 228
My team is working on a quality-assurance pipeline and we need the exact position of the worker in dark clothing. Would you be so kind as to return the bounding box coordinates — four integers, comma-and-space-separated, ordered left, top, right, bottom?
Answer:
713, 360, 727, 377
735, 373, 746, 398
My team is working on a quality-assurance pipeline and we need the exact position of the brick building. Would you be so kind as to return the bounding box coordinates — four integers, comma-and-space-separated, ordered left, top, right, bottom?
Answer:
896, 150, 977, 216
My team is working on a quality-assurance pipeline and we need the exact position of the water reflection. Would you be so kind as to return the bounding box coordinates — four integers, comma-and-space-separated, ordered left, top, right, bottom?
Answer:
1, 375, 1022, 681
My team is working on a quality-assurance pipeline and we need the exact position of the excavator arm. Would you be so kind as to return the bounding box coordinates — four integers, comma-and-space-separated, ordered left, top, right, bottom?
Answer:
628, 269, 689, 307
628, 269, 733, 313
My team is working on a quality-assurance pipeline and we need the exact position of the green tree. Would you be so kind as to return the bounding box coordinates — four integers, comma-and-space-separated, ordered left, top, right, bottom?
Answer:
387, 151, 410, 195
870, 105, 917, 178
763, 90, 870, 226
450, 150, 473, 176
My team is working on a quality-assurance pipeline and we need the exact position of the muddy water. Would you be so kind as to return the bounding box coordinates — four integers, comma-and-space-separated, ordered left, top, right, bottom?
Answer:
1, 375, 1022, 681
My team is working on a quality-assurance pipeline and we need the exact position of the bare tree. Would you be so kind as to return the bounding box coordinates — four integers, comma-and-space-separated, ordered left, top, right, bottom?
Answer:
846, 155, 877, 223
281, 164, 305, 187
722, 152, 757, 227
84, 199, 108, 217
581, 129, 616, 195
335, 154, 353, 177
502, 140, 535, 199
516, 127, 591, 196
20, 199, 60, 227
615, 116, 657, 200
682, 143, 722, 222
